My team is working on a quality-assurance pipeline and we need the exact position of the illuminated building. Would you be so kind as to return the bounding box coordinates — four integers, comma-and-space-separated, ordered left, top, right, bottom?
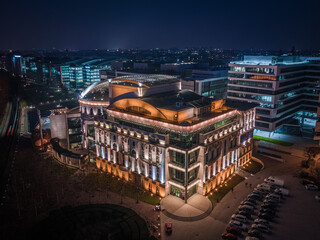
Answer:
228, 56, 320, 135
79, 74, 256, 200
50, 107, 86, 168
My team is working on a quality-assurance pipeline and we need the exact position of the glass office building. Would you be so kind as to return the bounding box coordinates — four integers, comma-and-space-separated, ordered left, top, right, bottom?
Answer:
227, 56, 320, 135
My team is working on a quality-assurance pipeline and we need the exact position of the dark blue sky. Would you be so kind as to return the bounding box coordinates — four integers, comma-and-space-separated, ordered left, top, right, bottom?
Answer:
1, 0, 319, 50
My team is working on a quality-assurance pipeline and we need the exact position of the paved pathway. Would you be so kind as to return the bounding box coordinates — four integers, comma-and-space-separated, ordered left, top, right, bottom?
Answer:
161, 194, 213, 221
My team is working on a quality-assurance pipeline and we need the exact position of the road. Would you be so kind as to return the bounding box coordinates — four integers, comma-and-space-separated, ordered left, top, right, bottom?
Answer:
0, 71, 21, 206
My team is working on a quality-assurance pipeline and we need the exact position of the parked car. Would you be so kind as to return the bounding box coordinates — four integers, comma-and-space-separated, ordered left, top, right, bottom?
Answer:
264, 176, 284, 187
305, 184, 319, 191
252, 190, 264, 197
238, 206, 254, 213
274, 187, 289, 197
257, 183, 272, 191
240, 200, 255, 207
254, 187, 271, 195
231, 214, 247, 223
263, 198, 279, 205
154, 203, 161, 211
245, 237, 259, 240
260, 208, 276, 216
226, 226, 242, 236
244, 198, 256, 204
258, 212, 274, 221
300, 179, 315, 186
261, 202, 278, 209
248, 194, 263, 201
253, 188, 268, 195
165, 222, 172, 234
235, 210, 252, 219
266, 193, 281, 202
229, 220, 248, 231
254, 218, 269, 226
315, 195, 320, 201
251, 223, 269, 233
248, 229, 262, 238
221, 232, 238, 240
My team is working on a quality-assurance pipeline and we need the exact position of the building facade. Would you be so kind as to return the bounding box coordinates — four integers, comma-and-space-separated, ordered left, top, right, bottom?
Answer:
182, 69, 229, 100
79, 74, 256, 200
228, 56, 320, 134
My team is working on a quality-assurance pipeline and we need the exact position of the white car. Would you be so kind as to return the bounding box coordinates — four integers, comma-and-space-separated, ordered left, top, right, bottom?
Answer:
305, 184, 319, 190
254, 218, 269, 226
229, 220, 248, 231
315, 195, 320, 201
251, 223, 269, 233
231, 214, 247, 223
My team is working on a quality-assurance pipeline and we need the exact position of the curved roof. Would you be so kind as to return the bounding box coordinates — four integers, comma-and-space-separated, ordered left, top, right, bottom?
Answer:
80, 80, 109, 101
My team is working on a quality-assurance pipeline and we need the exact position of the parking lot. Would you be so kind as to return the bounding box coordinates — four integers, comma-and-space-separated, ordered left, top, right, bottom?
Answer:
161, 153, 320, 240
223, 156, 320, 240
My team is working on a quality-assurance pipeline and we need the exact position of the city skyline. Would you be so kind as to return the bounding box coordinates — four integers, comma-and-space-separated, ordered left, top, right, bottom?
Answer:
1, 0, 320, 50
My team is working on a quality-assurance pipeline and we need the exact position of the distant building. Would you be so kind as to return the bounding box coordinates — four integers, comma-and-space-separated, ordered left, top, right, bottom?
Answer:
111, 61, 133, 71
160, 62, 196, 75
228, 55, 320, 135
182, 69, 228, 99
78, 74, 256, 200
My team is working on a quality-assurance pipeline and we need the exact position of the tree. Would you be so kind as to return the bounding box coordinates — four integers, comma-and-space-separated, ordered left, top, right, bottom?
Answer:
305, 147, 320, 166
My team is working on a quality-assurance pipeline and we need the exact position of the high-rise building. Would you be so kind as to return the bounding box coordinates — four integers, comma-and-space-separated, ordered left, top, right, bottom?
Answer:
61, 65, 84, 89
227, 56, 320, 135
78, 74, 256, 200
83, 65, 101, 87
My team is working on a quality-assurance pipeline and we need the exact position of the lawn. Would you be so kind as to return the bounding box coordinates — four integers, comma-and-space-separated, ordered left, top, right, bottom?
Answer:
83, 173, 160, 205
208, 174, 245, 205
253, 135, 293, 146
46, 156, 77, 177
241, 160, 263, 174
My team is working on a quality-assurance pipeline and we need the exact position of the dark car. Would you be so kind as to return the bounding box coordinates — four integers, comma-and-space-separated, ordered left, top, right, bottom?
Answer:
165, 222, 172, 234
258, 212, 274, 221
236, 210, 252, 219
261, 202, 278, 208
240, 200, 255, 207
260, 208, 276, 216
248, 229, 262, 238
244, 198, 256, 204
252, 190, 264, 197
238, 206, 254, 214
248, 194, 263, 201
221, 232, 237, 240
301, 179, 315, 186
263, 198, 279, 204
226, 226, 242, 236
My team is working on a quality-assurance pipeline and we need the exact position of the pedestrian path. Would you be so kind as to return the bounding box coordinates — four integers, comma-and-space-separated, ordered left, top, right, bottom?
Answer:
161, 194, 213, 222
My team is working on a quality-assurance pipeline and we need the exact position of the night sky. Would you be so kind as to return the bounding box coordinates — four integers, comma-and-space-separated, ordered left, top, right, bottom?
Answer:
1, 0, 319, 50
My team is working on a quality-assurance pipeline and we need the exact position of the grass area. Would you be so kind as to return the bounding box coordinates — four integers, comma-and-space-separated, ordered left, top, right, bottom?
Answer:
253, 135, 293, 146
83, 173, 160, 205
46, 156, 78, 177
208, 174, 245, 205
241, 160, 263, 174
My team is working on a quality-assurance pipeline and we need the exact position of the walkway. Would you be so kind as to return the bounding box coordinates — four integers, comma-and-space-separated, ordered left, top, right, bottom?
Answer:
161, 194, 213, 222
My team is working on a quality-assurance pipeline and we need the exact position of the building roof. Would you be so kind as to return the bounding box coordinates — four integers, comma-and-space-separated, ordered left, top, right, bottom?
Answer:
112, 74, 179, 87
230, 55, 320, 66
80, 80, 109, 102
141, 90, 209, 111
225, 99, 258, 111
